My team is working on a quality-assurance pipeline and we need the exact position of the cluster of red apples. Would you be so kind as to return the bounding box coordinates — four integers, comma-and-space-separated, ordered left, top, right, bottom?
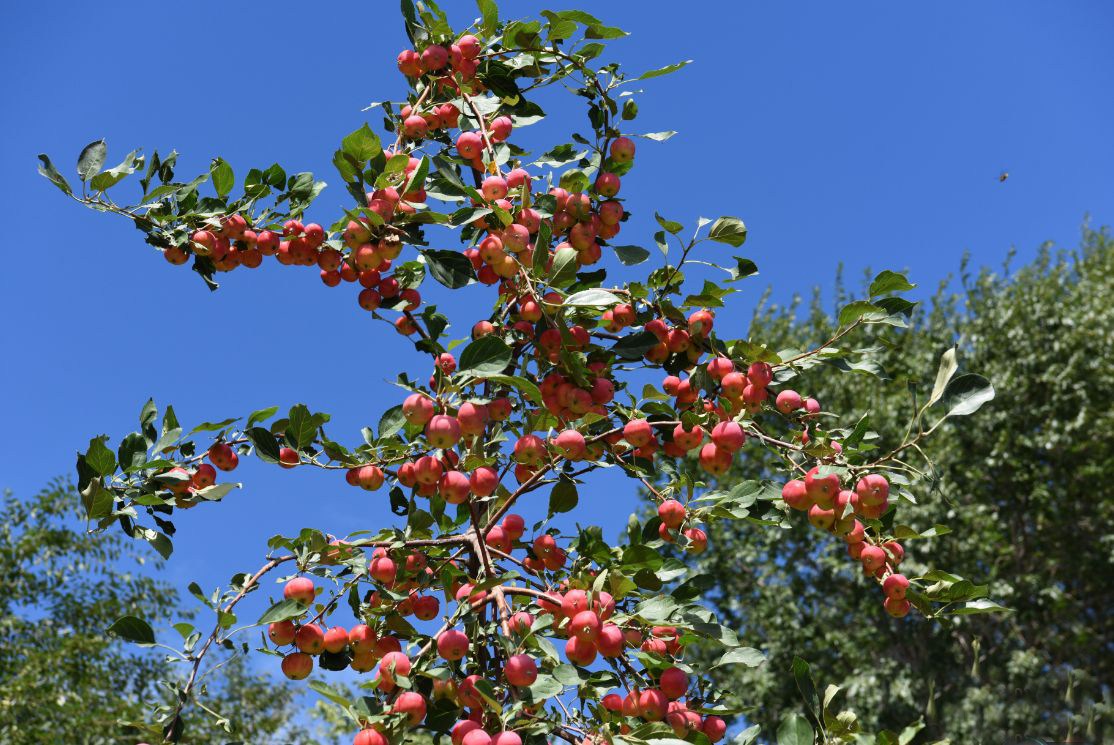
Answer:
270, 569, 728, 745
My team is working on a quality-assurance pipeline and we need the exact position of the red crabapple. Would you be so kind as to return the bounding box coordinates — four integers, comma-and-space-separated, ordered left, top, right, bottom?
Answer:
283, 577, 315, 604
437, 629, 470, 661
776, 389, 804, 414
610, 136, 636, 162
624, 419, 653, 447
294, 624, 325, 654
392, 691, 427, 726
781, 479, 810, 510
269, 620, 296, 646
504, 653, 538, 687
659, 667, 688, 699
324, 626, 350, 653
490, 116, 513, 142
281, 652, 313, 680
426, 415, 462, 449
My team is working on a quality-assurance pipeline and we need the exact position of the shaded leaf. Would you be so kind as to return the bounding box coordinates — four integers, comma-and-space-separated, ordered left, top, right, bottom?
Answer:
37, 154, 72, 194
869, 270, 915, 297
106, 616, 155, 645
548, 477, 578, 515
613, 245, 650, 265
77, 139, 107, 182
776, 713, 813, 745
713, 647, 766, 668
937, 373, 995, 419
342, 123, 382, 162
422, 249, 475, 289
258, 599, 307, 625
459, 336, 512, 377
928, 346, 958, 407
210, 158, 234, 198
636, 60, 692, 81
708, 216, 748, 247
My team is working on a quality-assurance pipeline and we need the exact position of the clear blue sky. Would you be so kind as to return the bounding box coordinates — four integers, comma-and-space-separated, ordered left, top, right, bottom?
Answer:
1, 0, 1112, 715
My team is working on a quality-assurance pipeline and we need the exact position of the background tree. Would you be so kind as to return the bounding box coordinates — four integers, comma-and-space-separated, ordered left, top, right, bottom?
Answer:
0, 480, 343, 744
692, 226, 1113, 743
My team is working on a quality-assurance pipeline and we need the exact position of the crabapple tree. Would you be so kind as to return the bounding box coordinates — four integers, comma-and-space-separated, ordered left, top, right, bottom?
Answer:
38, 2, 998, 744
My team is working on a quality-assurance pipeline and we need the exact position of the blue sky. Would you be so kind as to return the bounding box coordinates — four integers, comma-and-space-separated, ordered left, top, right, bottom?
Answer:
2, 0, 1113, 730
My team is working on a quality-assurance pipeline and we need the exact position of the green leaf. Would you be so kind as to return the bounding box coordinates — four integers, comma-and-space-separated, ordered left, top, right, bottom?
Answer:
776, 713, 813, 745
585, 23, 627, 39
534, 144, 584, 167
106, 616, 155, 645
247, 406, 280, 427
247, 427, 282, 464
286, 404, 318, 449
403, 155, 429, 196
869, 270, 916, 297
472, 677, 502, 708
893, 524, 952, 540
655, 212, 683, 234
613, 245, 650, 265
342, 123, 382, 162
309, 680, 354, 708
731, 724, 761, 745
79, 478, 114, 520
421, 249, 475, 289
708, 216, 748, 247
483, 374, 543, 404
89, 150, 141, 192
558, 169, 589, 194
524, 674, 564, 701
85, 436, 117, 477
713, 647, 766, 668
548, 477, 579, 515
837, 300, 886, 327
532, 220, 552, 274
547, 246, 579, 288
638, 131, 677, 141
210, 158, 234, 198
564, 289, 621, 307
459, 336, 512, 377
672, 572, 716, 601
612, 330, 659, 360
195, 483, 238, 501
77, 139, 107, 182
188, 417, 239, 435
477, 0, 499, 34
726, 256, 759, 281
791, 657, 821, 725
949, 599, 1012, 615
637, 59, 692, 81
378, 404, 407, 440
258, 598, 307, 625
937, 374, 995, 419
37, 154, 73, 195
621, 544, 664, 572
654, 230, 669, 256
927, 346, 958, 407
146, 532, 173, 560
117, 433, 148, 472
450, 206, 490, 227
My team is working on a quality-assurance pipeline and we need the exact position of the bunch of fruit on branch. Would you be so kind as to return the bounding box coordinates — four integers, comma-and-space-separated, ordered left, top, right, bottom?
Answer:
42, 2, 999, 743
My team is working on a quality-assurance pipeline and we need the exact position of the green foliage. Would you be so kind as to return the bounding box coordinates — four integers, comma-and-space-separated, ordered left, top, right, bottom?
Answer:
694, 226, 1114, 743
0, 481, 340, 744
